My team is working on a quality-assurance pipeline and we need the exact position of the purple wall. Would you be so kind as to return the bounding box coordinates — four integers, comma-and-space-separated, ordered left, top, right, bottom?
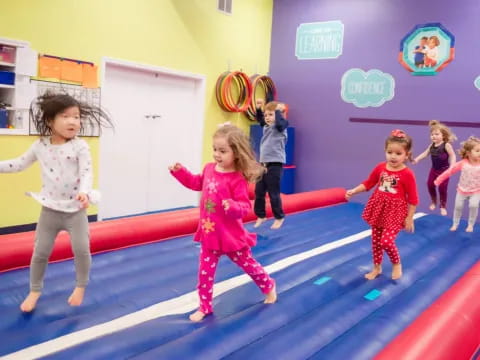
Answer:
270, 0, 480, 215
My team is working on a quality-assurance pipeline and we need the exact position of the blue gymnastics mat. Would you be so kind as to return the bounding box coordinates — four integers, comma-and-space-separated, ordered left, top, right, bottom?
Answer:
1, 202, 479, 359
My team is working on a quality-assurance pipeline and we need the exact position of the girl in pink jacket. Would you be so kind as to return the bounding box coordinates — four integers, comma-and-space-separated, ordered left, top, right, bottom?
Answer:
435, 136, 480, 232
170, 124, 276, 322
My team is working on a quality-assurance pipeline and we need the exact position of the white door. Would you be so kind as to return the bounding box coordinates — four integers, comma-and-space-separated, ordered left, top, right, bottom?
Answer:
99, 61, 205, 219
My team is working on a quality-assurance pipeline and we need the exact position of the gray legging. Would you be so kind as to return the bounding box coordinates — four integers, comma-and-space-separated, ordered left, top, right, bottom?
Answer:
452, 192, 480, 228
30, 207, 91, 292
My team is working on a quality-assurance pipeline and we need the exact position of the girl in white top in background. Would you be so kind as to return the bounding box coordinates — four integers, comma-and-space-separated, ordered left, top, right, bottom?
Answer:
435, 136, 480, 232
0, 92, 113, 312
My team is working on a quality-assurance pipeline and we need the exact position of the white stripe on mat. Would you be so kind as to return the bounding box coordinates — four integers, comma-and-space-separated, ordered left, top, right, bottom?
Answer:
3, 213, 426, 359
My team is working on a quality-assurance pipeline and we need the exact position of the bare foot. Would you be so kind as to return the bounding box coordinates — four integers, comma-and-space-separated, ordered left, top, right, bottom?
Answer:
264, 284, 277, 304
429, 203, 436, 211
20, 291, 41, 312
440, 208, 447, 216
254, 218, 267, 228
391, 263, 402, 280
450, 224, 458, 231
189, 310, 206, 322
68, 287, 85, 306
365, 265, 382, 280
270, 218, 285, 230
466, 225, 474, 233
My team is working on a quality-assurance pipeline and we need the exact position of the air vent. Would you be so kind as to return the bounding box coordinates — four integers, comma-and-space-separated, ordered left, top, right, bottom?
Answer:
218, 0, 232, 15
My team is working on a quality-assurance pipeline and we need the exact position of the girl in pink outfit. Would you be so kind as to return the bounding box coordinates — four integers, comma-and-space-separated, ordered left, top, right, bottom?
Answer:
169, 124, 276, 322
434, 136, 480, 232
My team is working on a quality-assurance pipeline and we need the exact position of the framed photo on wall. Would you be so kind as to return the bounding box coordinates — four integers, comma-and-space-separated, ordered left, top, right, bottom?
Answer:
398, 23, 455, 76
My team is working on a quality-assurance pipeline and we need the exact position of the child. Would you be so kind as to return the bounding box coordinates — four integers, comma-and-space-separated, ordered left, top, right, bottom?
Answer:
346, 129, 418, 280
424, 35, 440, 68
169, 124, 277, 322
413, 36, 428, 68
434, 136, 480, 232
413, 120, 456, 216
0, 92, 113, 312
253, 98, 288, 230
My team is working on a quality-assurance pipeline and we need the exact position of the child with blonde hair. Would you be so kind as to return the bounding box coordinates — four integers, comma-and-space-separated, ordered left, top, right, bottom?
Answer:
413, 120, 456, 215
346, 130, 418, 280
169, 124, 276, 322
435, 136, 480, 232
424, 35, 440, 67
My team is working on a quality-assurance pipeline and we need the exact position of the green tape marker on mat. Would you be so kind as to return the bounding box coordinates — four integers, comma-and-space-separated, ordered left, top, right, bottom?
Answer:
364, 289, 381, 300
314, 276, 331, 285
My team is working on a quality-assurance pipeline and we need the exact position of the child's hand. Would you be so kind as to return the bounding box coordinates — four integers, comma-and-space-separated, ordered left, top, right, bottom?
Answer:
345, 189, 355, 200
169, 163, 182, 172
404, 217, 415, 232
76, 193, 90, 209
222, 199, 230, 211
255, 98, 265, 109
276, 103, 286, 112
411, 159, 418, 165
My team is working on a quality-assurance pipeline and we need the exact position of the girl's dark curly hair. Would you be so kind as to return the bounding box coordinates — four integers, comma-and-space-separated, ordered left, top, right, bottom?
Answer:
30, 91, 113, 136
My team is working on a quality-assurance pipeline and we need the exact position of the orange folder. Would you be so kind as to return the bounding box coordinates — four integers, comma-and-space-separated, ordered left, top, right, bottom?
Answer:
60, 60, 83, 82
38, 56, 61, 79
82, 64, 98, 88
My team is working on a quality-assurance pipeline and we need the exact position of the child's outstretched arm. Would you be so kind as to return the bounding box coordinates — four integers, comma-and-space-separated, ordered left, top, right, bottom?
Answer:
169, 163, 204, 191
445, 142, 457, 167
255, 99, 266, 127
222, 178, 251, 219
434, 160, 464, 186
346, 163, 382, 200
345, 184, 366, 200
0, 145, 37, 173
274, 103, 288, 132
412, 145, 431, 164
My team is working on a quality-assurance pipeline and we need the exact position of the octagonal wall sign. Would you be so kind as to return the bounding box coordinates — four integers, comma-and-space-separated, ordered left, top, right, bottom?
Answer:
398, 22, 455, 76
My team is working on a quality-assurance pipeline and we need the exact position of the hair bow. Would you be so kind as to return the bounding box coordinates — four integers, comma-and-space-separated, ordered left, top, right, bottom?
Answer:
391, 129, 406, 138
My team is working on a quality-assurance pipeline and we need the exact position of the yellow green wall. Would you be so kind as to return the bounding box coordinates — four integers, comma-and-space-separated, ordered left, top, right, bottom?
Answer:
0, 0, 273, 228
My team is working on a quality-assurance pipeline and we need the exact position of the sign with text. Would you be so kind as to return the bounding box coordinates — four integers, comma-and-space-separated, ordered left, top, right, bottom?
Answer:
295, 21, 344, 60
474, 76, 480, 91
341, 69, 395, 108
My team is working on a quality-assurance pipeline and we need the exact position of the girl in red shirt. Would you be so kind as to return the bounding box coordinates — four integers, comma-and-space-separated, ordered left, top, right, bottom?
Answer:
346, 130, 419, 280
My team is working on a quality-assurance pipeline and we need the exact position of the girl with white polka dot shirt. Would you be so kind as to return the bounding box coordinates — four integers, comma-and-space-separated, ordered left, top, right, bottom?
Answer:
0, 92, 112, 312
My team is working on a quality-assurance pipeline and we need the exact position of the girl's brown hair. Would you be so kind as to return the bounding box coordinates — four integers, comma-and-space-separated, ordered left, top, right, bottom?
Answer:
385, 129, 414, 161
214, 124, 264, 182
264, 101, 278, 112
429, 120, 457, 143
458, 136, 480, 159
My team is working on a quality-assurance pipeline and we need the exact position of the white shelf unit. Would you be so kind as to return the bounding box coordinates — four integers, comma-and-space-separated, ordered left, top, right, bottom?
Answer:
0, 37, 37, 135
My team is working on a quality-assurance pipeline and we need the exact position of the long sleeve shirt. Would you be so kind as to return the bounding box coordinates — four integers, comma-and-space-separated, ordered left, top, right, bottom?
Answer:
362, 162, 419, 206
256, 109, 288, 163
434, 159, 480, 195
0, 137, 96, 212
171, 162, 256, 252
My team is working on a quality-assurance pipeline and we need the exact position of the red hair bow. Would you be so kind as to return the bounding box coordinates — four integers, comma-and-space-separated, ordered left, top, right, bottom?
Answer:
391, 129, 406, 138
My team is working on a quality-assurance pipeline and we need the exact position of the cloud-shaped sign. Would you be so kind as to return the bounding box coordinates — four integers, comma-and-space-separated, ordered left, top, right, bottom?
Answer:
341, 69, 395, 108
474, 76, 480, 90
